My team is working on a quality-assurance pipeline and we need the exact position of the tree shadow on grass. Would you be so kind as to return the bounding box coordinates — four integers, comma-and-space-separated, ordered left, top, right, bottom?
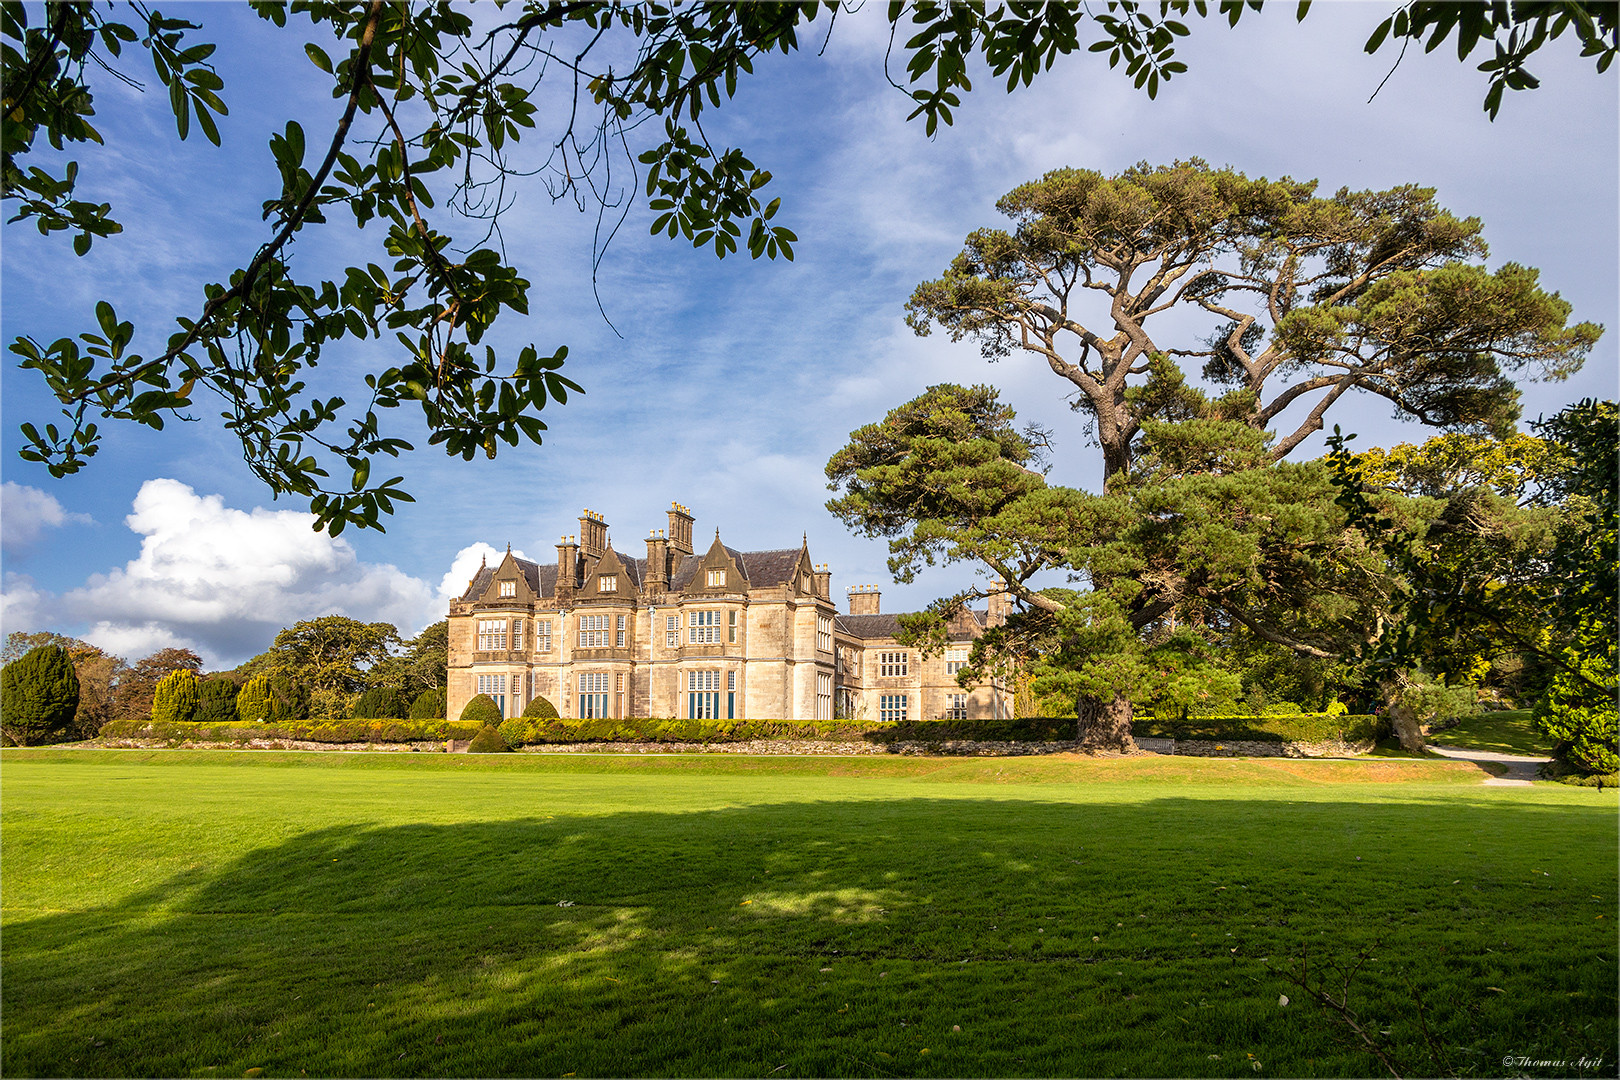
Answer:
4, 796, 1615, 1078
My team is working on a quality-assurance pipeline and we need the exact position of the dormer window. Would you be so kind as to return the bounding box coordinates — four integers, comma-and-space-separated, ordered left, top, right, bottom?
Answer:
707, 569, 725, 587
499, 580, 515, 598
600, 575, 617, 593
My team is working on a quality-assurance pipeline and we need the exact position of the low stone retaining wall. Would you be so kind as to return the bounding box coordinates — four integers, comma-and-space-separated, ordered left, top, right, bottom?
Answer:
1136, 736, 1372, 758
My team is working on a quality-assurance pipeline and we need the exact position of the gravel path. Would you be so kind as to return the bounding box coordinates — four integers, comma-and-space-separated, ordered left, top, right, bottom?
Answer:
1426, 744, 1550, 785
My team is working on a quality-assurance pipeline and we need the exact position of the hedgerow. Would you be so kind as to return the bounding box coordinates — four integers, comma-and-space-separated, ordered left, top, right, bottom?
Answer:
1130, 713, 1380, 744
96, 718, 485, 744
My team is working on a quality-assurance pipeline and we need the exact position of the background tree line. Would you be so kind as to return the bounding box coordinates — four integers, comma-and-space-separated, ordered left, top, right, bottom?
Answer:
0, 615, 448, 745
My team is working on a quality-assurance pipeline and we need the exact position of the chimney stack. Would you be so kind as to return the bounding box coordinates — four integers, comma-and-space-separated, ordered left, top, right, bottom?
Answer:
987, 579, 1013, 627
556, 535, 580, 601
667, 502, 694, 556
578, 509, 608, 559
812, 563, 831, 599
847, 584, 881, 616
644, 529, 670, 594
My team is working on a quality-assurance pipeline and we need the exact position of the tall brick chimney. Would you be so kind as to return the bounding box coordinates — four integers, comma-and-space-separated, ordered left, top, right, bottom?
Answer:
847, 584, 881, 616
644, 530, 670, 594
556, 535, 579, 601
987, 579, 1013, 627
812, 563, 831, 600
667, 502, 694, 556
578, 509, 608, 559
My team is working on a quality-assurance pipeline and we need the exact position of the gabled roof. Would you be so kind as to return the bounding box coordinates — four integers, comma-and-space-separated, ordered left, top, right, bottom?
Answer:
459, 557, 556, 602
738, 548, 805, 586
670, 542, 751, 589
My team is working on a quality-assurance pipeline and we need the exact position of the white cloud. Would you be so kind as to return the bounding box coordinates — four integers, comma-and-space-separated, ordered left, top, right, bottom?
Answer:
0, 572, 49, 636
7, 479, 450, 667
1, 482, 93, 551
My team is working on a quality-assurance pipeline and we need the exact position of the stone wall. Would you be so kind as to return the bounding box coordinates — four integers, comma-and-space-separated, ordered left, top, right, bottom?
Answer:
1134, 736, 1372, 758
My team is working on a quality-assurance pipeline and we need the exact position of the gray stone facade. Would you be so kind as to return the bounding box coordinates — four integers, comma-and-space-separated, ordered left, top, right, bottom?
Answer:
445, 504, 1013, 723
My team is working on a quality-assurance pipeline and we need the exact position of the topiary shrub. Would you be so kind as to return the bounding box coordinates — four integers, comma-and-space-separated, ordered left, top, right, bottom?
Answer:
467, 724, 509, 753
353, 686, 408, 719
1, 645, 80, 745
409, 686, 446, 719
151, 669, 201, 723
522, 695, 559, 719
460, 693, 502, 725
193, 677, 239, 723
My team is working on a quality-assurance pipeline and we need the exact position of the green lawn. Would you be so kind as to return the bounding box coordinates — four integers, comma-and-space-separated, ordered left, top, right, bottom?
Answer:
1430, 711, 1557, 757
2, 750, 1614, 1078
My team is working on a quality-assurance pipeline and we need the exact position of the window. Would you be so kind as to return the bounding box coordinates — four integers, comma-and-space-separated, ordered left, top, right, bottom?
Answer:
946, 693, 968, 720
880, 651, 909, 677
817, 672, 833, 721
728, 670, 737, 719
499, 580, 515, 598
599, 575, 617, 593
477, 673, 508, 717
616, 614, 626, 648
579, 614, 611, 648
707, 568, 726, 588
579, 672, 610, 718
817, 614, 832, 653
536, 619, 552, 653
512, 619, 524, 651
880, 694, 908, 724
477, 619, 507, 651
728, 609, 737, 643
689, 610, 721, 643
666, 614, 679, 648
946, 647, 969, 674
687, 669, 721, 719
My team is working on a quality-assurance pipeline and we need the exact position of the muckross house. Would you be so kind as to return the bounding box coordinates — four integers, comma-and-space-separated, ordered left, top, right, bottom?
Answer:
446, 503, 1013, 722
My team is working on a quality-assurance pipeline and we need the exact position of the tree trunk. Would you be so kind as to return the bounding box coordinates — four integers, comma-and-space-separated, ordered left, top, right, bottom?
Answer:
1076, 693, 1137, 753
1382, 673, 1426, 753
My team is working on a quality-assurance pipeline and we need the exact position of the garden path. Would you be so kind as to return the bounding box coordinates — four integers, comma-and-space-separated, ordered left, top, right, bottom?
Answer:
1425, 745, 1550, 786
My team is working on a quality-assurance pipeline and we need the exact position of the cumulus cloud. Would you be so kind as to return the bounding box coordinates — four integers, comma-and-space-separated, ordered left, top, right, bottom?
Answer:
1, 482, 93, 551
0, 479, 460, 667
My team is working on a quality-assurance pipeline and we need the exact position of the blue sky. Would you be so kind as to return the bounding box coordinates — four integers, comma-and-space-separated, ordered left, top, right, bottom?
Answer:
3, 3, 1616, 668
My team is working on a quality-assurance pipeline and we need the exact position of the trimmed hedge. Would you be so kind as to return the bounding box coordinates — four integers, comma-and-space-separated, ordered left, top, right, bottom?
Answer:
495, 716, 881, 747
1130, 713, 1380, 744
93, 713, 1379, 749
97, 718, 486, 744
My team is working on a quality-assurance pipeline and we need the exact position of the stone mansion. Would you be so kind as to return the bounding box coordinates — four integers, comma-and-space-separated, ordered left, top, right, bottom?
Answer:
446, 503, 1013, 723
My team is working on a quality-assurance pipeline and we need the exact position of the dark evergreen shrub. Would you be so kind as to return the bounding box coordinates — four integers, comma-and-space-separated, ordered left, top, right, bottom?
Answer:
409, 686, 447, 720
467, 724, 509, 753
353, 686, 408, 719
460, 693, 501, 725
193, 677, 239, 723
0, 645, 80, 745
522, 695, 559, 719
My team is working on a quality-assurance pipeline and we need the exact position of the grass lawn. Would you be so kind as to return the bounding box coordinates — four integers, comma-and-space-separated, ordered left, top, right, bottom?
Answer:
2, 750, 1614, 1078
1429, 711, 1557, 757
